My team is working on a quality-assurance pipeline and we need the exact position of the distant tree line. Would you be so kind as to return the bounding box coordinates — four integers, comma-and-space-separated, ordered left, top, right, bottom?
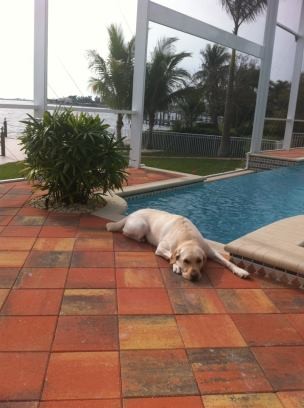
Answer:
87, 0, 303, 156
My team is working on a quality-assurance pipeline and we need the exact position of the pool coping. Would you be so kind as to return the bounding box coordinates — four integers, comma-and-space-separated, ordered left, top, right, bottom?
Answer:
225, 215, 304, 289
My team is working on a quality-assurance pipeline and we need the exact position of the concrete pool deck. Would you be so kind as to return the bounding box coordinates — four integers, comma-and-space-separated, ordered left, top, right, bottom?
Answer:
0, 172, 304, 406
226, 215, 304, 289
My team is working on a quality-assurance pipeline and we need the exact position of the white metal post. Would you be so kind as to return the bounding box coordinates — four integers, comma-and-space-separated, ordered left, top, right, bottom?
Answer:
34, 0, 48, 118
129, 0, 149, 168
282, 0, 304, 150
250, 0, 279, 153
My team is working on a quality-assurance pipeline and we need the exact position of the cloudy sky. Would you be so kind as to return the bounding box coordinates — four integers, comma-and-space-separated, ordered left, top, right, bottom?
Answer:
0, 0, 302, 100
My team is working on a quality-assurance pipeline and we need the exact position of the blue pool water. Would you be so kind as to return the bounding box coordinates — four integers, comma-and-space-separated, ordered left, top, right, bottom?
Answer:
126, 165, 304, 244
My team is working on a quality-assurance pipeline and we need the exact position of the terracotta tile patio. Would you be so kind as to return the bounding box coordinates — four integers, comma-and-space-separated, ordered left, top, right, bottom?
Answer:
0, 174, 304, 407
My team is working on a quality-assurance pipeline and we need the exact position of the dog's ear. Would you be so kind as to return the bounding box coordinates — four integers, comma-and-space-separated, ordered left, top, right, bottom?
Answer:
170, 249, 180, 264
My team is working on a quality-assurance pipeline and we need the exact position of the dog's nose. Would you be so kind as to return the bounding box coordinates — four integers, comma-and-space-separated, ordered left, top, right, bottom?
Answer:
190, 272, 199, 281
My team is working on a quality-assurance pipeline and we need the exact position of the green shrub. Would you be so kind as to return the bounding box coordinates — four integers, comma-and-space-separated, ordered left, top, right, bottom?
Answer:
20, 109, 128, 205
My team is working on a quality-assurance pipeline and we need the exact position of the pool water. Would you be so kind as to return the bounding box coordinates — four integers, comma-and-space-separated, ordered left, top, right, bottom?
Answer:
126, 165, 304, 244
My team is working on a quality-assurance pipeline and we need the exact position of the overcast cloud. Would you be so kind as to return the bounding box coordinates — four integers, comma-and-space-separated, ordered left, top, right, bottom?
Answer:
0, 0, 302, 100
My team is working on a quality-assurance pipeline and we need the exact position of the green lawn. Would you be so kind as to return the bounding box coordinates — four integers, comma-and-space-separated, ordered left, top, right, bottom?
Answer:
0, 161, 25, 180
141, 156, 244, 176
0, 157, 244, 181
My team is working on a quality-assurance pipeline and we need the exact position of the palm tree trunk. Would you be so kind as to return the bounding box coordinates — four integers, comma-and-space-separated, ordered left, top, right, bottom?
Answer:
218, 48, 236, 156
146, 112, 155, 150
116, 113, 124, 142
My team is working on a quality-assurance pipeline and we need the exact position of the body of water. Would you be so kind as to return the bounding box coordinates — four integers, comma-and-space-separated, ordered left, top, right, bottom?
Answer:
0, 105, 132, 139
127, 165, 304, 243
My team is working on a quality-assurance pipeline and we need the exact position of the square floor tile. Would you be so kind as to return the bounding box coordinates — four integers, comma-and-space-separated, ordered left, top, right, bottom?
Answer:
277, 391, 304, 408
44, 214, 79, 227
42, 352, 120, 400
113, 233, 153, 252
33, 238, 75, 251
76, 228, 111, 238
24, 251, 72, 268
232, 314, 304, 346
119, 316, 183, 349
115, 252, 158, 268
0, 251, 29, 267
1, 289, 63, 315
217, 289, 278, 313
188, 348, 272, 394
39, 226, 78, 238
39, 401, 120, 408
206, 267, 260, 288
60, 289, 117, 315
0, 198, 29, 208
0, 316, 57, 351
176, 315, 246, 348
74, 237, 113, 252
0, 402, 39, 407
0, 215, 15, 226
0, 268, 20, 288
160, 267, 212, 288
18, 207, 48, 216
117, 288, 172, 314
14, 268, 68, 289
66, 268, 115, 289
0, 352, 48, 400
1, 226, 41, 237
123, 396, 203, 408
10, 215, 46, 226
53, 315, 118, 351
0, 237, 35, 251
121, 349, 198, 397
116, 268, 164, 288
264, 289, 304, 312
71, 252, 114, 268
0, 207, 19, 215
0, 289, 9, 308
252, 346, 304, 391
202, 393, 284, 408
79, 216, 108, 229
169, 289, 226, 314
287, 314, 304, 338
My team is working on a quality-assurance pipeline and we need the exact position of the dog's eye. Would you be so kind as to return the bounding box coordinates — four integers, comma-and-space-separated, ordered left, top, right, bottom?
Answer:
184, 259, 190, 264
196, 258, 202, 263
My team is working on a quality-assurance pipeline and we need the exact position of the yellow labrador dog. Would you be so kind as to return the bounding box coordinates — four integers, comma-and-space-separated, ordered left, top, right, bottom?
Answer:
106, 209, 249, 281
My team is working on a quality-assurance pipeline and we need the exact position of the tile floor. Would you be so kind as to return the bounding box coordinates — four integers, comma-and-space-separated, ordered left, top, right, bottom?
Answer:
0, 177, 304, 407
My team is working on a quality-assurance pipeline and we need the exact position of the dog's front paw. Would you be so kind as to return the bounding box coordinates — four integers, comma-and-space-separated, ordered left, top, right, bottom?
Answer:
172, 264, 182, 275
233, 266, 250, 278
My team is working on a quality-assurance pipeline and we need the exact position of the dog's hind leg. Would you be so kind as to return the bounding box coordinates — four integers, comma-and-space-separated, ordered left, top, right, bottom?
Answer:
106, 217, 127, 232
122, 217, 148, 242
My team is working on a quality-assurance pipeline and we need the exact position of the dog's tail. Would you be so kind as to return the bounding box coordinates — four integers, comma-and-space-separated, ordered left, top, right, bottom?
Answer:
106, 217, 127, 232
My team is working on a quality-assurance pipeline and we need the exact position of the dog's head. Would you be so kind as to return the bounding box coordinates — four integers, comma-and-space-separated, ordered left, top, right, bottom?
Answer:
170, 241, 207, 281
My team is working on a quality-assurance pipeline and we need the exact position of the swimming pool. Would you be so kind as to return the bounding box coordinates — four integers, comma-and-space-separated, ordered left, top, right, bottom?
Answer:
126, 165, 304, 244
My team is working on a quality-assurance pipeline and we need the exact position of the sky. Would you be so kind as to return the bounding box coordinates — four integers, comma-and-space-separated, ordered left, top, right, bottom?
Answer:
0, 0, 303, 100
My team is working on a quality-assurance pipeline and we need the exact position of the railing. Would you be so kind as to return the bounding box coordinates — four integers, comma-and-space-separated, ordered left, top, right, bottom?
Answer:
142, 130, 283, 158
291, 133, 304, 148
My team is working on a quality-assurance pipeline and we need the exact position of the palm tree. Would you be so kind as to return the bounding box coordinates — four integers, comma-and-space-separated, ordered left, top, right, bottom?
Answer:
218, 0, 267, 156
195, 44, 229, 127
173, 79, 205, 129
88, 24, 134, 141
144, 37, 191, 148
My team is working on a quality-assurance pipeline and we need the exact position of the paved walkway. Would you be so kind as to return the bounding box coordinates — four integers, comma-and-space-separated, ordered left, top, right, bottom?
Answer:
261, 148, 304, 160
0, 138, 25, 164
0, 178, 304, 407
